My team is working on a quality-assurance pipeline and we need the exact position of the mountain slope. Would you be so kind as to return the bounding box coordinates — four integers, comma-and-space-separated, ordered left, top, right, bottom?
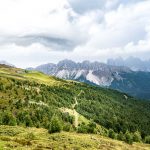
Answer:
0, 65, 150, 144
110, 71, 150, 99
28, 59, 150, 99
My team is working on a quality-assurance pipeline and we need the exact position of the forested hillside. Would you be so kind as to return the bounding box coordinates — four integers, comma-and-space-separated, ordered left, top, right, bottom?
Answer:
0, 65, 150, 146
110, 71, 150, 99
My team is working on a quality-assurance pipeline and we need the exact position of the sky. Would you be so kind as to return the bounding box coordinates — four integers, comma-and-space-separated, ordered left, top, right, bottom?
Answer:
0, 0, 150, 68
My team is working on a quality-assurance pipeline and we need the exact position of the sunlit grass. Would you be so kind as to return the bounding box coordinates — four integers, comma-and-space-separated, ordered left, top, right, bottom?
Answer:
0, 125, 150, 150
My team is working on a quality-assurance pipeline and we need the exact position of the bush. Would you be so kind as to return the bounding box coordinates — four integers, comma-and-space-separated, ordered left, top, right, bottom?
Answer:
96, 126, 107, 136
117, 131, 125, 141
8, 116, 17, 126
125, 131, 133, 144
2, 113, 17, 126
24, 115, 33, 127
88, 122, 96, 134
108, 129, 116, 139
145, 136, 150, 144
77, 123, 88, 133
77, 122, 97, 134
133, 131, 142, 142
49, 116, 62, 133
63, 123, 72, 132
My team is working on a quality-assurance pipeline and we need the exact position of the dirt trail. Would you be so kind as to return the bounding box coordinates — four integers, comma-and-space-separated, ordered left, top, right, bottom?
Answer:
73, 97, 78, 128
72, 90, 84, 128
61, 90, 84, 128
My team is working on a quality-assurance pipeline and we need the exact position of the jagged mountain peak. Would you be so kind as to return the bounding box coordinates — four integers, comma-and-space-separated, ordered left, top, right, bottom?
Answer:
57, 59, 77, 69
27, 60, 131, 87
36, 63, 56, 68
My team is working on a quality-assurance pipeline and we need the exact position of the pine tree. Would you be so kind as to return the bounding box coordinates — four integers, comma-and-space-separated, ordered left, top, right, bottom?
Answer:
125, 130, 133, 144
88, 121, 96, 133
108, 129, 116, 139
145, 136, 150, 144
9, 115, 17, 126
133, 131, 142, 142
25, 115, 33, 127
49, 116, 62, 133
117, 131, 125, 141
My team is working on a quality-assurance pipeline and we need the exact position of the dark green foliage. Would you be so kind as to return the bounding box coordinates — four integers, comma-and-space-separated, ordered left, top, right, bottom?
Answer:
24, 115, 33, 127
76, 86, 150, 138
77, 123, 89, 133
2, 113, 16, 126
133, 131, 142, 142
62, 112, 74, 124
145, 136, 150, 144
88, 122, 96, 134
110, 72, 150, 99
0, 77, 75, 131
117, 132, 125, 141
117, 131, 142, 144
49, 116, 62, 133
108, 129, 116, 139
63, 123, 72, 132
124, 131, 133, 144
77, 122, 97, 134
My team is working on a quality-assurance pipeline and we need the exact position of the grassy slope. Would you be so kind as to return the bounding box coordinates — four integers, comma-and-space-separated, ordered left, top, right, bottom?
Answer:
0, 125, 150, 150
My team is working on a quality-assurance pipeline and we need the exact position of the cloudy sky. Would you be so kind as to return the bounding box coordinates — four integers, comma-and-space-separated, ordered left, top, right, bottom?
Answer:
0, 0, 150, 68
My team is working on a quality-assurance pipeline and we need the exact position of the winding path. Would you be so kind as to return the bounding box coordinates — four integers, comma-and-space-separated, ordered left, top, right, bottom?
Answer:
72, 90, 84, 128
73, 97, 78, 128
60, 90, 84, 128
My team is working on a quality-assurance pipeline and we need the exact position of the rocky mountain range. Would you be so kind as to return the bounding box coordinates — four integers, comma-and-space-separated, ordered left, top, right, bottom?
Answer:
27, 59, 150, 99
27, 59, 131, 86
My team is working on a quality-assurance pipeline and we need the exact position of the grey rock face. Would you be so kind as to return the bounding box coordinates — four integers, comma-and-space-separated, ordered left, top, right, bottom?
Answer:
28, 59, 131, 86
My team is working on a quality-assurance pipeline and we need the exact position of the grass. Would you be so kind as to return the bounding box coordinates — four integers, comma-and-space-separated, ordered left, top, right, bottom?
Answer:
22, 71, 55, 84
0, 66, 74, 86
0, 125, 150, 150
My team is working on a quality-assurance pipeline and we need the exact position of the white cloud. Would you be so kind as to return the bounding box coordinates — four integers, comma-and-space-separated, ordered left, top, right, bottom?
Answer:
0, 0, 83, 43
0, 0, 150, 67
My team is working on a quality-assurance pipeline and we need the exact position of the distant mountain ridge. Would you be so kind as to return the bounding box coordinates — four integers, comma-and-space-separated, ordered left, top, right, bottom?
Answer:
27, 59, 150, 99
27, 59, 131, 87
107, 57, 150, 72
